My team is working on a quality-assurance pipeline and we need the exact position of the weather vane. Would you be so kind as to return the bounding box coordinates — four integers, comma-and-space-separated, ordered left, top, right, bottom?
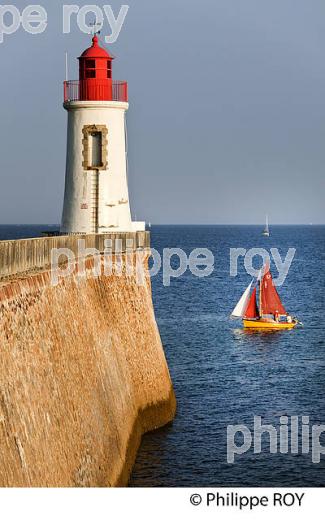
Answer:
89, 20, 101, 36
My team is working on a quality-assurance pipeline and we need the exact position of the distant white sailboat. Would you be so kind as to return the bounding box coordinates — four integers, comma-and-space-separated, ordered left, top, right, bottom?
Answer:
262, 215, 270, 237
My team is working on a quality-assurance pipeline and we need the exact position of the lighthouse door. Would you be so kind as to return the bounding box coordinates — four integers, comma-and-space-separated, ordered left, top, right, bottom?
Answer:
90, 132, 102, 168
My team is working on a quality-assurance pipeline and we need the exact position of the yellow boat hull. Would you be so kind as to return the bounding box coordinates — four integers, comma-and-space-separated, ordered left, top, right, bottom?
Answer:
243, 319, 297, 330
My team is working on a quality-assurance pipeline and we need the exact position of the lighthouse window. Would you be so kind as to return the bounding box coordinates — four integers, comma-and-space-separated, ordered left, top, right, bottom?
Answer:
107, 61, 112, 79
90, 132, 103, 168
85, 59, 96, 78
82, 125, 108, 171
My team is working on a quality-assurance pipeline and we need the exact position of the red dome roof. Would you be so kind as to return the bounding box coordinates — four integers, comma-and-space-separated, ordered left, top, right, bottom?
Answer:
79, 35, 113, 59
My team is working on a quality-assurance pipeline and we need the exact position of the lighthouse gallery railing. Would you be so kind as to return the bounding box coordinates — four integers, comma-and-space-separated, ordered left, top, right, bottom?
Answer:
64, 80, 128, 103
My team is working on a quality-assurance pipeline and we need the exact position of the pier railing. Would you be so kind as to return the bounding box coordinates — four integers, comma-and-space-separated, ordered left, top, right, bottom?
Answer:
0, 232, 150, 279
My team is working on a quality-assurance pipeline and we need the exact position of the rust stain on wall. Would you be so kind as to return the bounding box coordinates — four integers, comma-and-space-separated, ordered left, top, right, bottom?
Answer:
0, 254, 176, 487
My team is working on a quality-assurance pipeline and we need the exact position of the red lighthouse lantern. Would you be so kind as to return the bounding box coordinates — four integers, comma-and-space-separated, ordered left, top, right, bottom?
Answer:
78, 35, 114, 101
63, 36, 128, 104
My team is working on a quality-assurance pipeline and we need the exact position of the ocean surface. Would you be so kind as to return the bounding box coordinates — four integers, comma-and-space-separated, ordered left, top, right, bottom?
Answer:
1, 225, 325, 487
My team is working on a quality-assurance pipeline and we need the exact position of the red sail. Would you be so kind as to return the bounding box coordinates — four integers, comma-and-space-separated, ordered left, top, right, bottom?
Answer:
260, 266, 286, 316
244, 287, 259, 318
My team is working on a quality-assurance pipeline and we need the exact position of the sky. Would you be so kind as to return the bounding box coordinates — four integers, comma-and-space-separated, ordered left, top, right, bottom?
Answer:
0, 0, 324, 225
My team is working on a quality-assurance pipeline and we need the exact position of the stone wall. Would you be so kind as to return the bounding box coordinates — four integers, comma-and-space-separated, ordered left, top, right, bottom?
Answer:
0, 235, 176, 487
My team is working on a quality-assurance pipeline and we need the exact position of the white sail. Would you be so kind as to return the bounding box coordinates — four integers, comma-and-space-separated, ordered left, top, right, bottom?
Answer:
231, 281, 253, 318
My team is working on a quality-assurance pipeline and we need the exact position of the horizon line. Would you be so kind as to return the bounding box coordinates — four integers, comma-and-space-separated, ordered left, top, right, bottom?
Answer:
0, 223, 324, 227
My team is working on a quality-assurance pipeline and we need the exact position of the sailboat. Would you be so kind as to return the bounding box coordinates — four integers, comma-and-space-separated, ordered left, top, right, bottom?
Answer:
262, 215, 270, 237
231, 264, 298, 330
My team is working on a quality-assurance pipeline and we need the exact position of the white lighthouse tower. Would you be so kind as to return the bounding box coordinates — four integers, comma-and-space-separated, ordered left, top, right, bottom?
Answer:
61, 35, 145, 234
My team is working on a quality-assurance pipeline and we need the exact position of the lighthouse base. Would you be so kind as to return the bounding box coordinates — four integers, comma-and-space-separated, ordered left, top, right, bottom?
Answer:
60, 222, 146, 235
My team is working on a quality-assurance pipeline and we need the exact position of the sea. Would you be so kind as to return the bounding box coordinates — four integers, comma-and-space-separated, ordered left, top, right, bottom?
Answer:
1, 224, 325, 487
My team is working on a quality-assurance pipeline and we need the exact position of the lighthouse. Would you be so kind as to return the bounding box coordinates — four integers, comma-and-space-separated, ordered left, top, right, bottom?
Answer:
61, 35, 145, 234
